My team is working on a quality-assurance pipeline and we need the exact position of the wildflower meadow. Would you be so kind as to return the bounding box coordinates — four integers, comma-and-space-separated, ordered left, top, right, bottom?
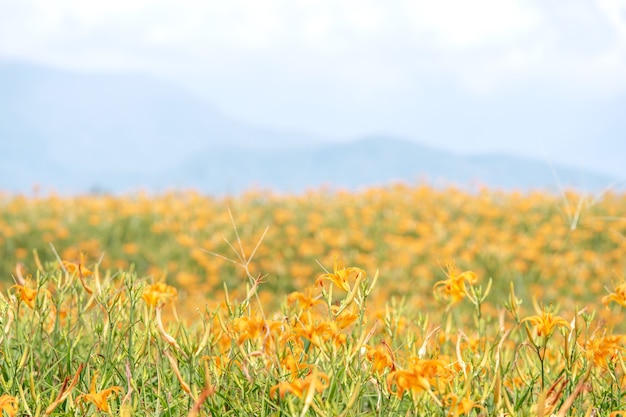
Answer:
1, 184, 626, 416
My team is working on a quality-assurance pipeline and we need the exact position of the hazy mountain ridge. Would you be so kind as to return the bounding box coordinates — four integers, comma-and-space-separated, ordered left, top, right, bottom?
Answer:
160, 137, 615, 194
0, 60, 619, 195
0, 60, 325, 175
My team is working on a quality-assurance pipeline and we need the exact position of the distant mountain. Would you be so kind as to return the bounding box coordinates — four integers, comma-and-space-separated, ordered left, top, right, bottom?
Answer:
159, 137, 616, 194
0, 60, 619, 194
0, 60, 325, 177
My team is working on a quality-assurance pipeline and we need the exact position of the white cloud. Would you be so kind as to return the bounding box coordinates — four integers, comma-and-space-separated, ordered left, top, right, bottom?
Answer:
1, 1, 625, 100
596, 0, 626, 41
402, 0, 540, 48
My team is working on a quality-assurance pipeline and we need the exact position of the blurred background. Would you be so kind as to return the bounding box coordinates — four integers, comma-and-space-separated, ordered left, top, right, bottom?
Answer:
1, 0, 625, 194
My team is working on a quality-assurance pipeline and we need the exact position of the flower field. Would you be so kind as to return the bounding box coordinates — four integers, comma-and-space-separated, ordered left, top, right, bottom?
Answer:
1, 184, 626, 416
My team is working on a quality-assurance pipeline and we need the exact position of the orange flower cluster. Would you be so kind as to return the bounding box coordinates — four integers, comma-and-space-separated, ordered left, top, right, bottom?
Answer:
585, 334, 626, 367
387, 357, 450, 398
0, 186, 623, 321
270, 368, 330, 400
3, 243, 626, 414
142, 282, 177, 308
2, 185, 626, 414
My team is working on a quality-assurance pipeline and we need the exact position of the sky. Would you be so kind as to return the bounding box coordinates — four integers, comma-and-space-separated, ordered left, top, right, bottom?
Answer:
1, 0, 625, 177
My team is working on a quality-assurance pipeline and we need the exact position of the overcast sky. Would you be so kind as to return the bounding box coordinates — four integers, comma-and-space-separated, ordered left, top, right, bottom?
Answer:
1, 0, 625, 177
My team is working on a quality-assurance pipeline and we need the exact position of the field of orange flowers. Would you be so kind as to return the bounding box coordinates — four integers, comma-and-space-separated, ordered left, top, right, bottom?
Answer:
1, 184, 626, 416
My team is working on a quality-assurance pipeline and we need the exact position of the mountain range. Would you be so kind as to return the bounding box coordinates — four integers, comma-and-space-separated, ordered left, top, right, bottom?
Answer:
0, 59, 619, 195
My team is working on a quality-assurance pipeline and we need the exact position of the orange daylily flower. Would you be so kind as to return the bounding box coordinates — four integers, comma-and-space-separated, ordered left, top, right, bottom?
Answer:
293, 320, 337, 348
603, 281, 626, 308
331, 306, 360, 329
585, 334, 625, 367
445, 393, 483, 417
0, 395, 18, 417
142, 283, 177, 308
287, 288, 323, 310
387, 369, 430, 398
61, 252, 93, 277
231, 316, 281, 346
77, 373, 123, 412
433, 262, 477, 305
366, 343, 395, 373
11, 284, 38, 308
317, 258, 365, 292
522, 300, 569, 338
279, 351, 310, 378
270, 369, 330, 399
